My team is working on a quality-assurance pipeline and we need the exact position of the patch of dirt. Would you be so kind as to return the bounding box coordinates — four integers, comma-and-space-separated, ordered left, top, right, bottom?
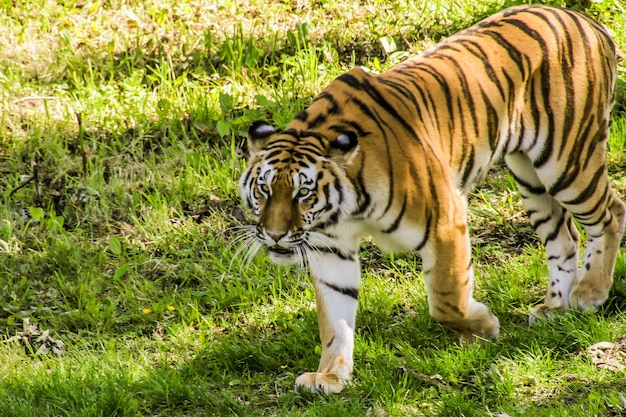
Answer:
181, 194, 249, 226
586, 338, 626, 372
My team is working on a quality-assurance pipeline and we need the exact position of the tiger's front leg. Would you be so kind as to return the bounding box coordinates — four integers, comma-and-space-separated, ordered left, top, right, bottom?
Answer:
295, 251, 360, 394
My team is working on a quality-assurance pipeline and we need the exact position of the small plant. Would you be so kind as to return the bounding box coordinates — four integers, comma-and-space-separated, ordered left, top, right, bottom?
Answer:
7, 318, 65, 356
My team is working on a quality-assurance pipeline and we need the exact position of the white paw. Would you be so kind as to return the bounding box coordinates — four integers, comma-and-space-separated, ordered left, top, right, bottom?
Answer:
295, 372, 347, 394
529, 303, 563, 324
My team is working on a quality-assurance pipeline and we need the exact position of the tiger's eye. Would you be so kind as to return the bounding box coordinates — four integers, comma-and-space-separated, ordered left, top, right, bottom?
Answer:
259, 184, 270, 194
298, 188, 311, 199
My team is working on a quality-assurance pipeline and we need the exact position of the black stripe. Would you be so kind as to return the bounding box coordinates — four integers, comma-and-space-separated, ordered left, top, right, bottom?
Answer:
548, 165, 577, 197
441, 300, 463, 317
410, 63, 455, 128
245, 194, 254, 210
293, 152, 318, 165
431, 46, 480, 139
320, 279, 359, 300
583, 125, 608, 171
336, 72, 361, 89
462, 39, 506, 100
543, 221, 563, 244
299, 130, 325, 141
414, 209, 432, 253
396, 67, 440, 130
313, 92, 343, 115
547, 9, 577, 162
341, 94, 396, 218
357, 76, 418, 137
241, 168, 252, 189
294, 111, 308, 122
572, 186, 609, 220
383, 195, 407, 234
347, 95, 389, 134
459, 145, 475, 189
531, 214, 553, 229
503, 18, 556, 167
350, 153, 371, 216
510, 171, 546, 195
561, 166, 606, 205
480, 29, 529, 80
343, 119, 371, 137
314, 246, 357, 262
264, 148, 287, 161
502, 69, 520, 151
377, 76, 421, 111
479, 86, 499, 150
327, 121, 370, 138
326, 336, 335, 348
329, 175, 343, 206
308, 113, 327, 129
564, 251, 577, 262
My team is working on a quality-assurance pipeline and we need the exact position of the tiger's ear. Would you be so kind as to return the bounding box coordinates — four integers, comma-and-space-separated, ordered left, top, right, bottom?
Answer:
328, 131, 359, 163
247, 121, 276, 157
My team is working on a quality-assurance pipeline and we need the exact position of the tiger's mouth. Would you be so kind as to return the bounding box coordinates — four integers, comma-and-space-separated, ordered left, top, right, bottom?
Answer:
266, 244, 300, 265
268, 245, 295, 256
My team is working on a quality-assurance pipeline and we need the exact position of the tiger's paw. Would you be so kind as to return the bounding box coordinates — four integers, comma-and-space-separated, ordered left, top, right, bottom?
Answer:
459, 329, 497, 344
569, 280, 609, 311
295, 372, 347, 394
458, 312, 500, 344
529, 303, 564, 324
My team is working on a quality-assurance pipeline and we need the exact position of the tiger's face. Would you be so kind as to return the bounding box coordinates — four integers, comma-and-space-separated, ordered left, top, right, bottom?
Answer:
239, 121, 358, 265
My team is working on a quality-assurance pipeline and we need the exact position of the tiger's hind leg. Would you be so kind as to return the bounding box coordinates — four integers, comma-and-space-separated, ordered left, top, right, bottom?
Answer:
505, 153, 580, 318
567, 192, 625, 310
535, 149, 625, 312
421, 192, 499, 342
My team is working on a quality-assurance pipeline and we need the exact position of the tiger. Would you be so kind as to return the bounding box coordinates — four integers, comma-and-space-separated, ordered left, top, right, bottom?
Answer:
237, 4, 625, 394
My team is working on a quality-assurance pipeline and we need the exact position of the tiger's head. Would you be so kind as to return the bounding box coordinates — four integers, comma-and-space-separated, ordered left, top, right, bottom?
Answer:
238, 119, 359, 265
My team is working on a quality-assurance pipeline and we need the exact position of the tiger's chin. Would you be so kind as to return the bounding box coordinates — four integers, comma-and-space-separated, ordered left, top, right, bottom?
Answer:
267, 246, 300, 265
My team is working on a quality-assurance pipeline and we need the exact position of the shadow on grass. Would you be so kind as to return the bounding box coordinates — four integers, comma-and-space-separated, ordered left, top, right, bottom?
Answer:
1, 279, 624, 416
138, 304, 626, 415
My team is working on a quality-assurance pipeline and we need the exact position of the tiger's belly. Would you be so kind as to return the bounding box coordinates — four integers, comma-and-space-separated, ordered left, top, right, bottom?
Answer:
327, 220, 428, 255
366, 223, 427, 253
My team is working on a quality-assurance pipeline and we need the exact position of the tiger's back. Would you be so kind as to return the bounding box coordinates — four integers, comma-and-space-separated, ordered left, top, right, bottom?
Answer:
291, 5, 619, 205
391, 5, 619, 192
239, 5, 625, 394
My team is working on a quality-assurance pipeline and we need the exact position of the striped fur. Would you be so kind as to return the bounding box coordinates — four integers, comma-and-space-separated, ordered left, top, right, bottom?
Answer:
238, 5, 625, 394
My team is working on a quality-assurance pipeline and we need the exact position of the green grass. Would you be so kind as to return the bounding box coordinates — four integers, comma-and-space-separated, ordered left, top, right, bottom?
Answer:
1, 0, 626, 416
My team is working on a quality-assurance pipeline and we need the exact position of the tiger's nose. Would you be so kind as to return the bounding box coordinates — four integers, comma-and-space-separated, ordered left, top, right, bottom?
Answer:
266, 231, 287, 243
